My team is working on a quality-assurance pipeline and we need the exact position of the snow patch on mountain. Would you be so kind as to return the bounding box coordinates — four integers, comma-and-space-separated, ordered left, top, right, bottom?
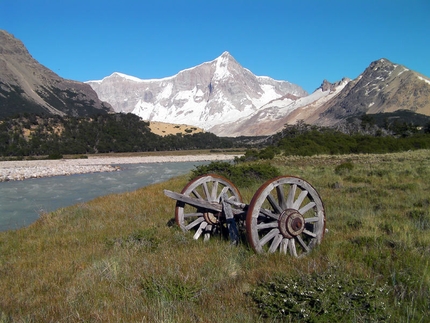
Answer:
417, 75, 430, 85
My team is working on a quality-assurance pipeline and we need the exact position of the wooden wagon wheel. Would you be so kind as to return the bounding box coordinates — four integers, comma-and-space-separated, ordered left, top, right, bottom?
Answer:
246, 176, 325, 257
175, 174, 242, 241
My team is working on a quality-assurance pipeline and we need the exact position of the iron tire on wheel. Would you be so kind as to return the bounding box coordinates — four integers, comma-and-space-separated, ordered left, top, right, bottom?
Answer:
246, 176, 325, 257
175, 174, 242, 241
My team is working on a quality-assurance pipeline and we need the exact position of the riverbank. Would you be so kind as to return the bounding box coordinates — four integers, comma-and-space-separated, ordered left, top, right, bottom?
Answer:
0, 154, 240, 182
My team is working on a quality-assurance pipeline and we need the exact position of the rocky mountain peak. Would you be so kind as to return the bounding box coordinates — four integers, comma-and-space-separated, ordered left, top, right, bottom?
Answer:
314, 59, 430, 126
317, 78, 351, 93
320, 79, 334, 92
213, 51, 237, 80
368, 58, 394, 70
0, 30, 28, 56
216, 51, 235, 63
0, 30, 113, 118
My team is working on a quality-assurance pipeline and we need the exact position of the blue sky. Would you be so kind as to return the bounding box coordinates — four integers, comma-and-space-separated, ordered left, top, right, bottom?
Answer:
1, 0, 429, 93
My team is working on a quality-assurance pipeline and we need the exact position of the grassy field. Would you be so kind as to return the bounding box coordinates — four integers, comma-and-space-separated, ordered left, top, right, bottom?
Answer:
0, 150, 429, 322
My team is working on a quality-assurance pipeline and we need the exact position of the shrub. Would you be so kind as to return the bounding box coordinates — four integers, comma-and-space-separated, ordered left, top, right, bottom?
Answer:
335, 161, 354, 175
46, 152, 63, 160
191, 161, 281, 188
191, 161, 233, 177
258, 146, 277, 160
234, 149, 259, 163
250, 265, 391, 322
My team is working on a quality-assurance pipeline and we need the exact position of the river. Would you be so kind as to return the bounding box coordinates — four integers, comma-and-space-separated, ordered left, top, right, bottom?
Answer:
0, 161, 207, 232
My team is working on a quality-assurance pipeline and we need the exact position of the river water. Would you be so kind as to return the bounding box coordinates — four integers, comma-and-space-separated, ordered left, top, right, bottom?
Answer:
0, 161, 207, 232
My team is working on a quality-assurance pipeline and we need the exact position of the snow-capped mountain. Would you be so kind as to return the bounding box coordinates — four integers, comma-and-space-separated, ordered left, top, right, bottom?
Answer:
208, 79, 350, 136
87, 53, 430, 137
86, 52, 307, 133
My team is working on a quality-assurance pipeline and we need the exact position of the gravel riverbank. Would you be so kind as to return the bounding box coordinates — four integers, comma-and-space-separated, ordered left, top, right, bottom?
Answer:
0, 154, 240, 182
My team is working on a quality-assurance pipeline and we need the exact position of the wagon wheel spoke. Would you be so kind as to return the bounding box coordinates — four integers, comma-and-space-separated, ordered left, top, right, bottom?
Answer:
296, 235, 310, 253
203, 224, 213, 242
280, 238, 288, 254
293, 190, 308, 210
259, 228, 280, 246
305, 216, 319, 223
256, 221, 278, 230
183, 212, 204, 218
286, 184, 296, 207
192, 221, 207, 240
246, 176, 326, 257
276, 185, 287, 209
259, 208, 280, 221
288, 238, 297, 257
299, 201, 316, 215
303, 229, 317, 238
267, 193, 283, 214
191, 189, 203, 200
175, 174, 242, 242
185, 216, 205, 231
211, 181, 219, 201
202, 182, 210, 200
268, 233, 283, 253
217, 186, 229, 202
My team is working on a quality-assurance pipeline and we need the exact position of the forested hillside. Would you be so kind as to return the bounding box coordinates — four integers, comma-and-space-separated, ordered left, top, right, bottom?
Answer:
2, 111, 430, 158
0, 113, 234, 157
264, 116, 430, 157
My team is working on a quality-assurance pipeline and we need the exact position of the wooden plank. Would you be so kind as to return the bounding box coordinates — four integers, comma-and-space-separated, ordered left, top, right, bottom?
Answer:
164, 190, 222, 212
164, 189, 246, 216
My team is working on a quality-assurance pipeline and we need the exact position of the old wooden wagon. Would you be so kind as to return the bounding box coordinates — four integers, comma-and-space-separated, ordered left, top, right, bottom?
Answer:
164, 174, 325, 257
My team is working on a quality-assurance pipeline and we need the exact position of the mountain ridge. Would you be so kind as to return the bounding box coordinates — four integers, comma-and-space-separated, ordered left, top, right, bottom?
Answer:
2, 29, 430, 138
87, 52, 430, 137
0, 30, 113, 118
313, 58, 430, 127
86, 51, 307, 132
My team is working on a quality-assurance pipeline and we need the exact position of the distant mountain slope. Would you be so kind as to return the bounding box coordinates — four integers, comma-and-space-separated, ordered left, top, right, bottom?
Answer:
209, 59, 430, 135
0, 30, 113, 119
314, 58, 430, 126
208, 79, 350, 136
86, 52, 307, 131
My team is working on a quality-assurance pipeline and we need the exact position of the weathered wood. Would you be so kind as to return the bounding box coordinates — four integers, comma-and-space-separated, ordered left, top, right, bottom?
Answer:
164, 189, 222, 212
166, 174, 326, 257
165, 189, 245, 215
222, 193, 239, 244
245, 176, 326, 257
172, 174, 243, 242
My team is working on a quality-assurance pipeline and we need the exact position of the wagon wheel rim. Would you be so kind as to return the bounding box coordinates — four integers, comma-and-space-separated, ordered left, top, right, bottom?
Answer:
246, 176, 325, 257
175, 174, 242, 241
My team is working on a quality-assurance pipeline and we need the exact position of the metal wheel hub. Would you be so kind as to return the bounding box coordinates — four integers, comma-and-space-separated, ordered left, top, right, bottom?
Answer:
278, 209, 305, 238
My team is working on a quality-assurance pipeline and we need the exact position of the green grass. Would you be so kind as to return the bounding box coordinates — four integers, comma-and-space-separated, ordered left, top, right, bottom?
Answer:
1, 151, 429, 322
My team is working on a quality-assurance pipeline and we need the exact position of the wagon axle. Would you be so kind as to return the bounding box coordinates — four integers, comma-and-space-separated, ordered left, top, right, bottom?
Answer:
164, 174, 326, 257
